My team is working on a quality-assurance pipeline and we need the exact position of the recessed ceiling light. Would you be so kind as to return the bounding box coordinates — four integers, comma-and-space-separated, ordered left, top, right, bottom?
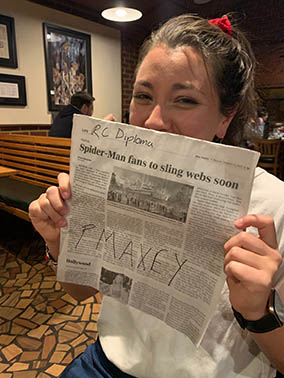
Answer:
101, 7, 142, 22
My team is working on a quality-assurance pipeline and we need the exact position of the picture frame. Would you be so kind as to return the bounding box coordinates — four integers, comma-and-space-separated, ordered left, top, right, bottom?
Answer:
258, 87, 284, 101
43, 23, 92, 111
0, 74, 27, 106
0, 14, 18, 68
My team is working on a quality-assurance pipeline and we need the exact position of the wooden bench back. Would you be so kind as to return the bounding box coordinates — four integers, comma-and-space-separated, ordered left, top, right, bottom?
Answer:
0, 133, 71, 187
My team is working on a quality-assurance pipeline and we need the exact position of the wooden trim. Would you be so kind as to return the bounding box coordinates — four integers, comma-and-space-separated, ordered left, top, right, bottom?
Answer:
0, 202, 30, 222
1, 155, 69, 171
3, 168, 60, 184
0, 142, 70, 156
0, 148, 70, 163
0, 133, 71, 147
0, 124, 50, 129
11, 176, 50, 188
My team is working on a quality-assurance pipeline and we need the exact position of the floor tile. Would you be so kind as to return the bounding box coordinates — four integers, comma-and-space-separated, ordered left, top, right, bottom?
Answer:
0, 218, 101, 377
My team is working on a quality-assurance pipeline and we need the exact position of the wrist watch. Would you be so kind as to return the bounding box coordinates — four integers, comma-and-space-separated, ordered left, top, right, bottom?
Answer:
233, 289, 284, 333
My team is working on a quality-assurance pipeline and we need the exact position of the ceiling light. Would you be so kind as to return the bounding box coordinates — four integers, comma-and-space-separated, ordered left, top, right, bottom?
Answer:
193, 0, 212, 4
101, 7, 142, 22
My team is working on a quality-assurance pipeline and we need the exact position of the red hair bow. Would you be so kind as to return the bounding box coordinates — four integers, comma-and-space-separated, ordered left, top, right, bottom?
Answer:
208, 15, 232, 36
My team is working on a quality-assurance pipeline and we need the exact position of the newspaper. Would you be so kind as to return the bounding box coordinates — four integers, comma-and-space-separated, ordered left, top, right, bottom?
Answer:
57, 114, 260, 346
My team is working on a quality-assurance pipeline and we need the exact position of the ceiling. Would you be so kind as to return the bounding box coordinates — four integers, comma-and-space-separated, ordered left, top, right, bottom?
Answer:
28, 0, 284, 50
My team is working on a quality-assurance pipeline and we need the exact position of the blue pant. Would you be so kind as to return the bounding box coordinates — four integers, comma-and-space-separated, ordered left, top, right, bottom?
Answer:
60, 338, 136, 378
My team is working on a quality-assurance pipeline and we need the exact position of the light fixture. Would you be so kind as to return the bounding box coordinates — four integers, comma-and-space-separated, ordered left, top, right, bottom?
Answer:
193, 0, 212, 4
101, 7, 142, 22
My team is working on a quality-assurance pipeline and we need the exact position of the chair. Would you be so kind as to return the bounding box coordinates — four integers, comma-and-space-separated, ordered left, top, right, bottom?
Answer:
252, 138, 282, 178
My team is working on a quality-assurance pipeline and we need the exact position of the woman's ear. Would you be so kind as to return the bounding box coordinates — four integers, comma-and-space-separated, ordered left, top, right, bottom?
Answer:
216, 109, 237, 138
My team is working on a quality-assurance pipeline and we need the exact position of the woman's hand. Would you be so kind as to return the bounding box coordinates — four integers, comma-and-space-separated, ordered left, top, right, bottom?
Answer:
28, 173, 71, 252
224, 214, 283, 320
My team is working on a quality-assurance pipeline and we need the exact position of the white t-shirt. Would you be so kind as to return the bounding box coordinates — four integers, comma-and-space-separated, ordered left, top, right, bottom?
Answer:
98, 168, 284, 378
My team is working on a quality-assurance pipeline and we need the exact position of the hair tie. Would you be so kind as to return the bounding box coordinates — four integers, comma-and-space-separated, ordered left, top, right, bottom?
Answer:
208, 16, 232, 36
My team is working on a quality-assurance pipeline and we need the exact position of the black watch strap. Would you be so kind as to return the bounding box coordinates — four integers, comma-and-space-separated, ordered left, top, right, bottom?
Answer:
233, 307, 282, 333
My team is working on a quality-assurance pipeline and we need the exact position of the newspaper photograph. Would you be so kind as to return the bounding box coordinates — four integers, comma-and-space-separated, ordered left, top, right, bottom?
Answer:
57, 114, 260, 346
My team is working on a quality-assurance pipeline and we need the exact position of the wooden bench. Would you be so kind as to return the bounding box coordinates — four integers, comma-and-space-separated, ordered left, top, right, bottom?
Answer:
0, 133, 71, 221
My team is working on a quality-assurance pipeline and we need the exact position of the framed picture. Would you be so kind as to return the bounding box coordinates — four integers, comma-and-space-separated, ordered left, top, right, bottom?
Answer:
43, 23, 92, 111
258, 87, 284, 100
0, 14, 18, 68
0, 74, 27, 106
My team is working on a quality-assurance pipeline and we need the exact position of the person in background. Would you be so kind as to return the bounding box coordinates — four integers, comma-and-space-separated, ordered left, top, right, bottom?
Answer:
243, 107, 270, 148
257, 106, 270, 139
29, 14, 284, 378
49, 91, 115, 138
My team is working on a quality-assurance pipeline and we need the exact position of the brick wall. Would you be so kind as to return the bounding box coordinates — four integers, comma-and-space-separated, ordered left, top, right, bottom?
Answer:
255, 46, 284, 122
121, 34, 141, 122
237, 0, 284, 122
0, 124, 50, 135
256, 47, 284, 89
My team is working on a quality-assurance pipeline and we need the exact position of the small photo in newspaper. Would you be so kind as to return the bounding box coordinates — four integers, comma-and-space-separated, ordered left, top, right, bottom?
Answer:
107, 167, 194, 223
99, 267, 133, 305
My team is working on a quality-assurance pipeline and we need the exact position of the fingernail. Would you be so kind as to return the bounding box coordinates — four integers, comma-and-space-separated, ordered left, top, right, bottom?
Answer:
235, 217, 243, 227
61, 191, 69, 200
58, 219, 67, 227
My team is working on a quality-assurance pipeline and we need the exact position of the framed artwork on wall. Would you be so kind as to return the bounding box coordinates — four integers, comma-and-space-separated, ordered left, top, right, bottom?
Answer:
43, 23, 92, 111
0, 14, 18, 68
0, 74, 27, 106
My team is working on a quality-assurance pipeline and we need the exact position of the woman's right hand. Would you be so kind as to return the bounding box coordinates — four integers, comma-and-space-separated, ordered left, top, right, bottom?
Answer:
29, 173, 99, 300
28, 173, 71, 251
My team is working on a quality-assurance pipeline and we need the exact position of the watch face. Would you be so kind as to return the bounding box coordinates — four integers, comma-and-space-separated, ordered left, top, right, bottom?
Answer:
275, 289, 284, 323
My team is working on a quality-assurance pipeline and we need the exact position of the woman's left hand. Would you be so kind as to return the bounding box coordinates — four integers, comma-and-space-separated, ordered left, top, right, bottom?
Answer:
224, 214, 283, 320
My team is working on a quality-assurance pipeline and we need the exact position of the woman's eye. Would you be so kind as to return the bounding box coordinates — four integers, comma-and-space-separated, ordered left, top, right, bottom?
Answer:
176, 97, 198, 105
133, 93, 152, 101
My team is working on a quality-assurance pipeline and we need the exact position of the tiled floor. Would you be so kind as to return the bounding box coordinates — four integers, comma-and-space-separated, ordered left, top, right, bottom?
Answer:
0, 212, 101, 377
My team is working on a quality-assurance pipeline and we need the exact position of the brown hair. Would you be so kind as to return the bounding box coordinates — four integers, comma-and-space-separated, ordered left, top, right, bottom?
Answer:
135, 14, 256, 145
71, 91, 95, 109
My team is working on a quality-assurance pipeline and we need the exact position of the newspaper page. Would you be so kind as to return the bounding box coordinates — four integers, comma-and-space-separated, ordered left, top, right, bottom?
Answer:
57, 114, 260, 346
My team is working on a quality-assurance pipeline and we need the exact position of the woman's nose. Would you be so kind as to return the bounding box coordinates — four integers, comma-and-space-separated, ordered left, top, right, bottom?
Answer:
144, 105, 170, 132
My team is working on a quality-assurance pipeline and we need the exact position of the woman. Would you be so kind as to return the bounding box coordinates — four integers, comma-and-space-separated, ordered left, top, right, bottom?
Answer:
29, 14, 284, 377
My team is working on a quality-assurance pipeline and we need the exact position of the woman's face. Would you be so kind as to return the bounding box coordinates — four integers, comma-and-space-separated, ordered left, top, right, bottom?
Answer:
130, 45, 234, 141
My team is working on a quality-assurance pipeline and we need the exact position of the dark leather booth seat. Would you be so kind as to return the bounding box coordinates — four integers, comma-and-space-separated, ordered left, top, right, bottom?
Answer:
0, 177, 46, 212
